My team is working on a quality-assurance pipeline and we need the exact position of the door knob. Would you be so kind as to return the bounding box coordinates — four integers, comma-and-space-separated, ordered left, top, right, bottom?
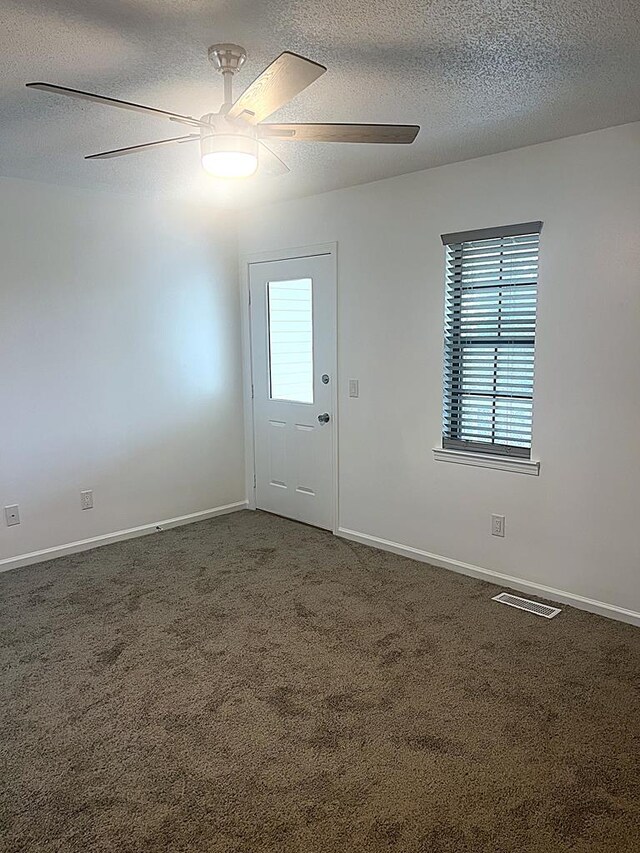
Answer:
317, 412, 330, 424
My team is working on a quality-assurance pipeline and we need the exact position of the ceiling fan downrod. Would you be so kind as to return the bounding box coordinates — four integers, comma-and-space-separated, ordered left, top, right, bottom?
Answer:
208, 43, 247, 110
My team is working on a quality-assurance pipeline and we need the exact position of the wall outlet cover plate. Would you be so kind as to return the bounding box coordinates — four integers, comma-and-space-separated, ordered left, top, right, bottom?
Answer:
4, 505, 20, 526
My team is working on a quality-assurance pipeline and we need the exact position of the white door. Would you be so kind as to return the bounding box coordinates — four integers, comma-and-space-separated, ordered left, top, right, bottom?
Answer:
249, 252, 336, 530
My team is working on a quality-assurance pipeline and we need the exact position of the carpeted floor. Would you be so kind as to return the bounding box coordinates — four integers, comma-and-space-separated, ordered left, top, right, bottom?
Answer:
1, 510, 639, 853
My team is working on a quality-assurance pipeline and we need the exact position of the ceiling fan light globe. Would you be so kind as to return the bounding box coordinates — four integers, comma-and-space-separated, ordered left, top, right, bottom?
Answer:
202, 150, 257, 178
201, 133, 258, 178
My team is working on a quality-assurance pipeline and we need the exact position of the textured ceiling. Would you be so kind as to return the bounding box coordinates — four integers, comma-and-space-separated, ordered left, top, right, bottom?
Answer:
2, 0, 640, 207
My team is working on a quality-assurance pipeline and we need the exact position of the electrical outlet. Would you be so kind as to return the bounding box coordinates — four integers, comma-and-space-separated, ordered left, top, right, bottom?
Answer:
4, 504, 20, 526
491, 514, 505, 537
80, 490, 93, 511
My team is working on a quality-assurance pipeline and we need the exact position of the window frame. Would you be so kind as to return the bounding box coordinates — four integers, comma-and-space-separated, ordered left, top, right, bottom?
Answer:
440, 221, 542, 461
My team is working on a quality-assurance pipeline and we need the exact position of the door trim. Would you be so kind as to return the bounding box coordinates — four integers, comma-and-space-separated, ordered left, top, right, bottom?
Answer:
241, 243, 338, 532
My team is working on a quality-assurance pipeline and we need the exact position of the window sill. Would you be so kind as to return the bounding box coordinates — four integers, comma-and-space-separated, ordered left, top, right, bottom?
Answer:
432, 447, 540, 475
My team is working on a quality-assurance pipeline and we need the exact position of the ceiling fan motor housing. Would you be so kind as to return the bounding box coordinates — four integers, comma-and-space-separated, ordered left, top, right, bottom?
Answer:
200, 112, 256, 144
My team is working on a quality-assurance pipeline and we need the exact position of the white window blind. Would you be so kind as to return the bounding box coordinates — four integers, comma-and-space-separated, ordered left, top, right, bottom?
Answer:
268, 278, 314, 404
441, 222, 542, 458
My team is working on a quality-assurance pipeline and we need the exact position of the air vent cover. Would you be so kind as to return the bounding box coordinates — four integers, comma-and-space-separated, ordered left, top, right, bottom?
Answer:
492, 592, 561, 619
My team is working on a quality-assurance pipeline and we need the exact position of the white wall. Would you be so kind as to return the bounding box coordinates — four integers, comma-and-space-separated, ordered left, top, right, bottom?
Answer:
0, 177, 245, 564
239, 122, 640, 618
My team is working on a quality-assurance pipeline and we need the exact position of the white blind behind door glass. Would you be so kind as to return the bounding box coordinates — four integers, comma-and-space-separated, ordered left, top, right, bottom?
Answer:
268, 278, 314, 404
442, 227, 541, 457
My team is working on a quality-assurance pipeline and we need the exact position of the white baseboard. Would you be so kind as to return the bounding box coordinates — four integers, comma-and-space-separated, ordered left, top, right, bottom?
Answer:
0, 501, 248, 574
337, 526, 640, 628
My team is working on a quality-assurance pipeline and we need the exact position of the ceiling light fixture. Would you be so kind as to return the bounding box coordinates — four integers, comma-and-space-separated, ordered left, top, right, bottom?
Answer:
201, 133, 258, 178
26, 44, 420, 178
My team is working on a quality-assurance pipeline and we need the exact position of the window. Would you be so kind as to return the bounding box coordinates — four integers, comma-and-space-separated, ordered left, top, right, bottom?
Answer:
440, 222, 542, 459
267, 278, 314, 403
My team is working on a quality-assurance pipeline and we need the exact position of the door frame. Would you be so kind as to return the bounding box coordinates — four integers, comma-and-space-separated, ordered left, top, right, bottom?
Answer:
241, 242, 338, 532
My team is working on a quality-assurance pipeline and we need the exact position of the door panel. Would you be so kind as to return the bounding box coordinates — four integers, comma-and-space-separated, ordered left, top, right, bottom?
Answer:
268, 420, 287, 488
250, 253, 335, 530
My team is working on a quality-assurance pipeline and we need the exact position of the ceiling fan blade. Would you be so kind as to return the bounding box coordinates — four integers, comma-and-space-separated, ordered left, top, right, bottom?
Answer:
26, 83, 204, 127
259, 123, 420, 144
85, 135, 199, 160
227, 52, 326, 125
258, 142, 290, 176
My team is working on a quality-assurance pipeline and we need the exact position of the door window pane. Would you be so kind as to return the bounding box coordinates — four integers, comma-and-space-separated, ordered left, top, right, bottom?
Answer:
268, 278, 313, 403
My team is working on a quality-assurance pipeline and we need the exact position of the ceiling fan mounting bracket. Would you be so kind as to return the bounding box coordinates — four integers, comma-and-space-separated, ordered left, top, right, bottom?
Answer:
207, 44, 247, 75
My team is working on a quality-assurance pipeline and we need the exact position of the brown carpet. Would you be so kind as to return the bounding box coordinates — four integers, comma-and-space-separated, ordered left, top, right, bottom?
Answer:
1, 510, 639, 852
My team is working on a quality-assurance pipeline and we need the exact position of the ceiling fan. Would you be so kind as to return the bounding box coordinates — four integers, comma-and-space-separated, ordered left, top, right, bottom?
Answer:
26, 44, 420, 178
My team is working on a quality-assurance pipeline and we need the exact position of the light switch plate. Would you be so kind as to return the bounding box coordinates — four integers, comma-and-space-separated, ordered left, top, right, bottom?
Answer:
348, 379, 359, 398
